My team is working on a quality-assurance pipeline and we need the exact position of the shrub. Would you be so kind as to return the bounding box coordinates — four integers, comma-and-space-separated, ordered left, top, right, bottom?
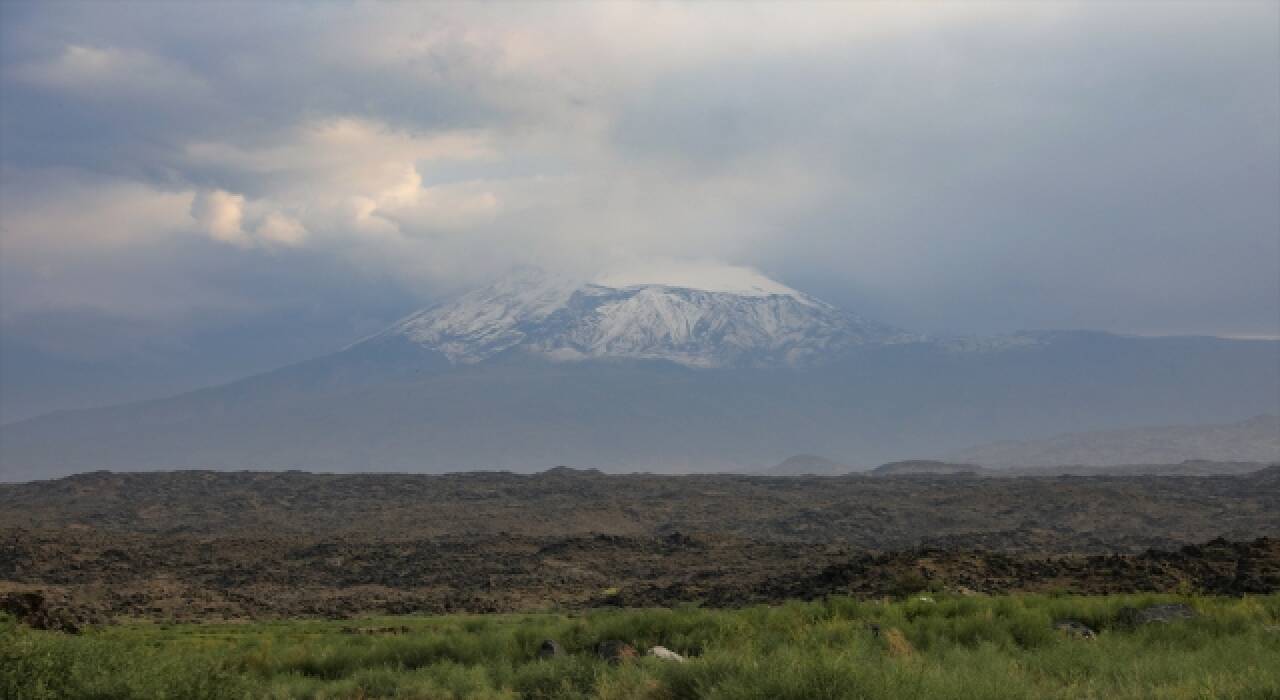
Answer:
4, 594, 1279, 699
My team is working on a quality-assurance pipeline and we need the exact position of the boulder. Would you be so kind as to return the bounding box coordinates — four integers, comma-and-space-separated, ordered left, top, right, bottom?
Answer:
648, 645, 685, 662
1053, 619, 1097, 640
596, 639, 638, 664
538, 639, 563, 658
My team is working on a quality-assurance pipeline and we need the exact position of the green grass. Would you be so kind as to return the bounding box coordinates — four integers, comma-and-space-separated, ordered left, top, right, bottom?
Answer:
4, 593, 1279, 699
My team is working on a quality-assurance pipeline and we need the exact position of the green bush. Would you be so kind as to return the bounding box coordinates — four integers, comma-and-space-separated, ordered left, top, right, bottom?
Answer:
0, 615, 247, 699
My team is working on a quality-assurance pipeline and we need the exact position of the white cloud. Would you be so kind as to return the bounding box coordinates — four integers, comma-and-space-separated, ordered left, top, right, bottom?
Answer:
185, 119, 503, 243
191, 189, 248, 246
190, 189, 312, 249
370, 166, 501, 234
595, 260, 801, 297
255, 212, 308, 247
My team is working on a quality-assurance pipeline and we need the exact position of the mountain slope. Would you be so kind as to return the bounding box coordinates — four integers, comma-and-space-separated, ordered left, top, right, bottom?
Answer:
1, 268, 1277, 480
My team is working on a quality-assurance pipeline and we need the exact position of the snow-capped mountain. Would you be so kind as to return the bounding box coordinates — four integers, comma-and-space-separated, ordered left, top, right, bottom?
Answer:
3, 263, 1277, 480
381, 266, 916, 368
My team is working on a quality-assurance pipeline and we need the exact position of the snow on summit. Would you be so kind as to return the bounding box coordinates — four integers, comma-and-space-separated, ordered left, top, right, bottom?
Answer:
593, 261, 804, 298
385, 264, 911, 368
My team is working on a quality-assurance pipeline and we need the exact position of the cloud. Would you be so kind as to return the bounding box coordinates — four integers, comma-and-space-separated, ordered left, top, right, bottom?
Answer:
0, 0, 1276, 339
13, 44, 208, 101
255, 212, 307, 247
371, 169, 501, 234
595, 260, 801, 297
184, 118, 494, 178
0, 172, 194, 250
191, 189, 247, 246
190, 189, 311, 248
183, 118, 501, 242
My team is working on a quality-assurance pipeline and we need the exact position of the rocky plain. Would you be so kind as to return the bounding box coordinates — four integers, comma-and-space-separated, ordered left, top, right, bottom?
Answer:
2, 464, 1278, 628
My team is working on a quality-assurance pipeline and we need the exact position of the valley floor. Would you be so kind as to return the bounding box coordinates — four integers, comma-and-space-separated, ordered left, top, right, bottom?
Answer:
4, 593, 1279, 699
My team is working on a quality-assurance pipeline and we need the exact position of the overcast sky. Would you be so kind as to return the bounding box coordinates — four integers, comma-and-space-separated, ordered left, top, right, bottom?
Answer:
2, 0, 1277, 390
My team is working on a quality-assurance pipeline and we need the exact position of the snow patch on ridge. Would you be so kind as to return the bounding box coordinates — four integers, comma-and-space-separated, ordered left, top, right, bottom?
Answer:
390, 267, 581, 363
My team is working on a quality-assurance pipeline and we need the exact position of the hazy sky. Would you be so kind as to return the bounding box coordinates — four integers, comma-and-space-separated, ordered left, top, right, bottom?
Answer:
1, 1, 1278, 404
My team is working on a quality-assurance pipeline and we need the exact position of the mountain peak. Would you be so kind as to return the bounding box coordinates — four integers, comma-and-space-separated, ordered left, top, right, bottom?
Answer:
383, 265, 911, 368
592, 261, 804, 298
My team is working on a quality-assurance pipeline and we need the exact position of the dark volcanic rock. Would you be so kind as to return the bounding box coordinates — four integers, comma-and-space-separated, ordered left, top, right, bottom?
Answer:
758, 538, 1280, 603
537, 639, 563, 658
3, 468, 1277, 554
0, 534, 1275, 621
1053, 619, 1097, 639
0, 591, 81, 633
0, 590, 43, 617
1, 469, 1278, 622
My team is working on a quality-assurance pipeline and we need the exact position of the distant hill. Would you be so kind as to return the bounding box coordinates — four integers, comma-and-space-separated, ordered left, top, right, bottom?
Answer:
871, 460, 987, 476
952, 415, 1280, 468
764, 454, 850, 476
1009, 460, 1274, 477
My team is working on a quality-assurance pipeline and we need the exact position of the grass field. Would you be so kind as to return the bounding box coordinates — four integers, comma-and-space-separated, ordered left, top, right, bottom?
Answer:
4, 593, 1279, 699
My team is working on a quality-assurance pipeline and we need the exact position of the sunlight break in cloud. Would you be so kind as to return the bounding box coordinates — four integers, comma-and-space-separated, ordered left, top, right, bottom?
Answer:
191, 190, 248, 246
191, 189, 308, 249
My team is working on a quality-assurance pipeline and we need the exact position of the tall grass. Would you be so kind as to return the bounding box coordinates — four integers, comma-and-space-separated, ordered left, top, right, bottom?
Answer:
3, 593, 1278, 699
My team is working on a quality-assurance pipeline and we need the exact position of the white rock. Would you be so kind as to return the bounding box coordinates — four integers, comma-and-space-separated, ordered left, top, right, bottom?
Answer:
648, 646, 686, 662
